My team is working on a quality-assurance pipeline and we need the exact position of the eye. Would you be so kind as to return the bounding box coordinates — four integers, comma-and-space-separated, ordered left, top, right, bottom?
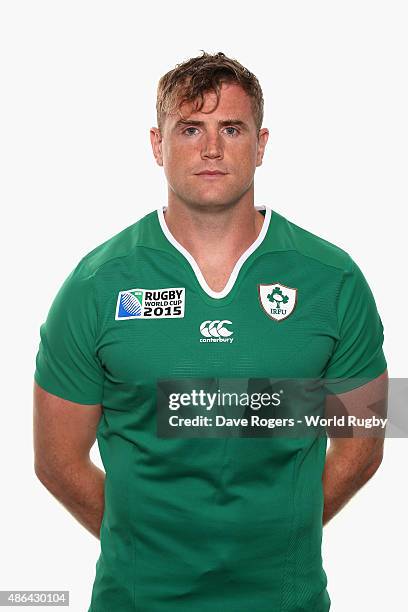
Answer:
224, 126, 239, 136
183, 127, 200, 136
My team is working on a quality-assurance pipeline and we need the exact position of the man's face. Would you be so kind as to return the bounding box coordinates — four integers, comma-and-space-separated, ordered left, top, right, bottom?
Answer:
150, 82, 269, 211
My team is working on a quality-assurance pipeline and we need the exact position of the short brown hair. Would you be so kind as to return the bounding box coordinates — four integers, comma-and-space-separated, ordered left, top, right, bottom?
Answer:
156, 50, 264, 132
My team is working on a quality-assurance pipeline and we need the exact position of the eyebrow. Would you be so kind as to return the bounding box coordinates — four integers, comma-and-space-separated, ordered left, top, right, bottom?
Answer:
173, 119, 249, 131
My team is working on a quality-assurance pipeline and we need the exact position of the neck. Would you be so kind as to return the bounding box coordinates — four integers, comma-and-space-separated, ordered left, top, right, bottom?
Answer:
162, 199, 265, 268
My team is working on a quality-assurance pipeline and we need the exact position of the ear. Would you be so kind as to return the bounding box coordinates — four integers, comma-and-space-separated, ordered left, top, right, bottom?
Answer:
256, 128, 269, 167
150, 127, 163, 166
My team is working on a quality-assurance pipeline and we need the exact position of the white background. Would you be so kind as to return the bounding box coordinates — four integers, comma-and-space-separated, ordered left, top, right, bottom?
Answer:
1, 1, 407, 610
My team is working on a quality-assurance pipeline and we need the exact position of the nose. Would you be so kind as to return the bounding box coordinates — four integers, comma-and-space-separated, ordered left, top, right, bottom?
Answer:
201, 131, 223, 160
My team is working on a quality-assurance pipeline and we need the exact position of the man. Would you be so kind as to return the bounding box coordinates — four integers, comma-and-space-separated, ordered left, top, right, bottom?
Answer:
33, 51, 388, 611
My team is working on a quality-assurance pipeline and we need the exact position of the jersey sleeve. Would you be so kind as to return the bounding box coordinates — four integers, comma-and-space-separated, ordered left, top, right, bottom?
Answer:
34, 260, 105, 404
323, 256, 387, 393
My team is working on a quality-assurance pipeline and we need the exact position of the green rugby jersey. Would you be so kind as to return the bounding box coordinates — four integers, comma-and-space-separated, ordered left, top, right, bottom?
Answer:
34, 205, 387, 612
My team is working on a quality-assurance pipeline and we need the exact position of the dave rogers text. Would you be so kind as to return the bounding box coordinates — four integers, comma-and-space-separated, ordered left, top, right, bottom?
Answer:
168, 415, 388, 429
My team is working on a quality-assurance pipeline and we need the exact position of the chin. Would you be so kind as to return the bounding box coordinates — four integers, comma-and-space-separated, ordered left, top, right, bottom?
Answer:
186, 197, 242, 212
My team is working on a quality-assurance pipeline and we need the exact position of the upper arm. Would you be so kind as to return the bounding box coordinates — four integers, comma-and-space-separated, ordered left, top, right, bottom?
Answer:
33, 381, 102, 478
326, 368, 389, 468
33, 259, 105, 477
322, 255, 388, 465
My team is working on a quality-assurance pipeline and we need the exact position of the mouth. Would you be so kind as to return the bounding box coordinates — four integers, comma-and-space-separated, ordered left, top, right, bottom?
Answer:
195, 171, 228, 178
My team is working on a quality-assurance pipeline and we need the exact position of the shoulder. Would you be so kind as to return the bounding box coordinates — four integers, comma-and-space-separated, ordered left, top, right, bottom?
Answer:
271, 209, 354, 274
70, 208, 159, 281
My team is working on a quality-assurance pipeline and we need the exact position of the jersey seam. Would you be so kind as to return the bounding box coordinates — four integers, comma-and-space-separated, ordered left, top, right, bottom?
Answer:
267, 247, 352, 274
83, 242, 191, 282
79, 238, 352, 280
322, 264, 349, 377
91, 270, 102, 357
333, 260, 354, 346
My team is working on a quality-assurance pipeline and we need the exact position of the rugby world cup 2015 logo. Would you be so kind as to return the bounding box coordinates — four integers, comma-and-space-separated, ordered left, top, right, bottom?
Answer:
258, 283, 297, 321
115, 287, 185, 319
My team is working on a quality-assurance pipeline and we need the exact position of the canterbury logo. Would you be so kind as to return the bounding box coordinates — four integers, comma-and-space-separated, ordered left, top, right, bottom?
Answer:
199, 320, 234, 344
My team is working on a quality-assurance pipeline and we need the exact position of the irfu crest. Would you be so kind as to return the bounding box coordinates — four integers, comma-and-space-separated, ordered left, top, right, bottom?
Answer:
258, 283, 298, 321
